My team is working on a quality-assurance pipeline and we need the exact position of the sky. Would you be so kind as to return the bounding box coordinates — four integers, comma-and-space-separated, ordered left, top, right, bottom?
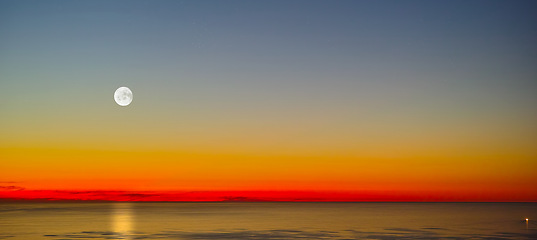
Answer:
1, 0, 536, 201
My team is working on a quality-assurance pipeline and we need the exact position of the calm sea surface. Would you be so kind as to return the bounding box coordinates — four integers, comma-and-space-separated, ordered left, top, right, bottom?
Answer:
0, 202, 536, 239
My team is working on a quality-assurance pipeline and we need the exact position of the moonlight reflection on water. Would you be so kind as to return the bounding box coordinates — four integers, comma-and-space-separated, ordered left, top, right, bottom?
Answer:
112, 203, 133, 239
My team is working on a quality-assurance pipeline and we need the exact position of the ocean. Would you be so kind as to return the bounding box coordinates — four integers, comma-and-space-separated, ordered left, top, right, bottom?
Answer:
0, 202, 536, 239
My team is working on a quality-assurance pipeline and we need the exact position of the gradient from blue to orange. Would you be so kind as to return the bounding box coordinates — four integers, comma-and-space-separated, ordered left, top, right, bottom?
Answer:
1, 0, 536, 201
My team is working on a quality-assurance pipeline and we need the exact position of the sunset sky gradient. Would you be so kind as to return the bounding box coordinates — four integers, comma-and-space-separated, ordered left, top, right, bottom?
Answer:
1, 0, 536, 201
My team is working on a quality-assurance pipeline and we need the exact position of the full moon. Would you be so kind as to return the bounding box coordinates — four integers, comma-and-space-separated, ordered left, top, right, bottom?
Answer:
114, 87, 133, 106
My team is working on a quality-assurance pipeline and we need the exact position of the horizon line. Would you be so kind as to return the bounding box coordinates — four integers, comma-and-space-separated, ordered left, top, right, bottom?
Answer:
2, 189, 536, 202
